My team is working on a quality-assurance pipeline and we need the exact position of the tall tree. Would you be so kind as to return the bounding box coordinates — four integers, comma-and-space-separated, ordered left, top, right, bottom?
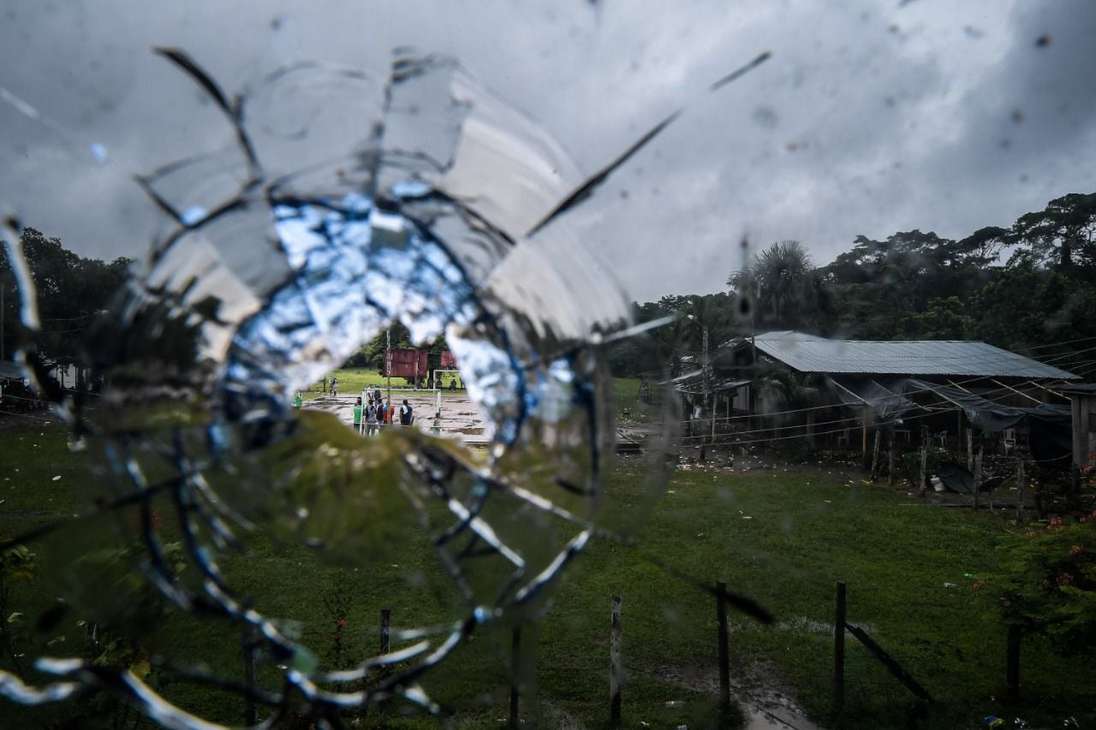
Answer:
0, 228, 130, 372
728, 240, 823, 332
971, 262, 1096, 360
818, 230, 987, 339
356, 322, 412, 369
1010, 193, 1096, 271
958, 225, 1010, 265
906, 296, 975, 340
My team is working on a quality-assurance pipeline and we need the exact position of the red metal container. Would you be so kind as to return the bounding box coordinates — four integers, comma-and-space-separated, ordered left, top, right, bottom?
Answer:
383, 348, 428, 379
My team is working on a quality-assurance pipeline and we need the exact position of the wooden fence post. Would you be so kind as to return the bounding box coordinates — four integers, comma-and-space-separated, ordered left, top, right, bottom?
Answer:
870, 430, 882, 480
610, 596, 622, 727
1016, 459, 1026, 524
380, 608, 391, 655
844, 624, 932, 703
973, 446, 983, 510
966, 428, 974, 473
1006, 625, 1022, 701
509, 626, 521, 729
716, 581, 731, 714
833, 582, 846, 714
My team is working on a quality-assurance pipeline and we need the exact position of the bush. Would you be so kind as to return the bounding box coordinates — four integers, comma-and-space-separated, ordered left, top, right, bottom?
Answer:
998, 518, 1096, 651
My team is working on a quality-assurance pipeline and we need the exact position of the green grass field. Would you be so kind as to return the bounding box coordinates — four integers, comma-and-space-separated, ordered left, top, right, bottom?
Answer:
612, 376, 660, 425
1, 413, 1093, 729
301, 368, 464, 400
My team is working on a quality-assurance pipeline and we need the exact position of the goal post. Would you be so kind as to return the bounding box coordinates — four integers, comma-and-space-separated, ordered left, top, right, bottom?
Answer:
431, 369, 464, 391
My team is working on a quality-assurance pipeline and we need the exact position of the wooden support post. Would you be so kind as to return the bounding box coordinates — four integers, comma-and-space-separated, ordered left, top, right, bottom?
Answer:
918, 426, 928, 497
973, 446, 983, 510
1006, 625, 1022, 701
989, 459, 996, 513
833, 582, 846, 714
609, 596, 622, 727
1016, 458, 1026, 524
845, 623, 932, 702
887, 430, 895, 485
870, 429, 882, 480
716, 581, 731, 714
380, 608, 391, 655
746, 385, 754, 437
1070, 393, 1090, 509
966, 428, 974, 473
509, 626, 521, 729
861, 409, 870, 461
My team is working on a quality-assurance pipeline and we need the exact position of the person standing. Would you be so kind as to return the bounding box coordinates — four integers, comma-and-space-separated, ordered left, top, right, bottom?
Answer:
330, 376, 339, 398
352, 396, 363, 434
399, 399, 414, 426
367, 399, 380, 436
293, 391, 303, 410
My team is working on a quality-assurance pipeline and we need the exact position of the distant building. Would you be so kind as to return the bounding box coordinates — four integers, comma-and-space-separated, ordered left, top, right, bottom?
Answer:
674, 330, 1084, 466
382, 347, 458, 387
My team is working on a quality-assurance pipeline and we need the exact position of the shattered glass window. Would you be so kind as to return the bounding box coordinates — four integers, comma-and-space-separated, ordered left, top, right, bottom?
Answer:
2, 2, 1096, 729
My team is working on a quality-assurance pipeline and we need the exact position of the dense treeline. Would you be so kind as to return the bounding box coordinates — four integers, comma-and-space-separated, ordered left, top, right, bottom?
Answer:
610, 192, 1096, 378
5, 191, 1096, 383
0, 229, 443, 376
0, 228, 130, 374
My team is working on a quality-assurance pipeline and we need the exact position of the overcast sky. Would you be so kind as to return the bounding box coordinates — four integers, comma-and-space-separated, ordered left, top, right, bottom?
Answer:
1, 0, 1094, 302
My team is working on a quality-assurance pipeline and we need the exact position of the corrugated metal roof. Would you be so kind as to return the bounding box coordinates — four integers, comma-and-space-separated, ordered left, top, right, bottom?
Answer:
1057, 383, 1096, 394
750, 331, 1078, 380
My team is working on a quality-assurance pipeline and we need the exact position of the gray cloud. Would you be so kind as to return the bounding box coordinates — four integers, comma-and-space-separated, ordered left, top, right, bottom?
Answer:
2, 0, 1094, 302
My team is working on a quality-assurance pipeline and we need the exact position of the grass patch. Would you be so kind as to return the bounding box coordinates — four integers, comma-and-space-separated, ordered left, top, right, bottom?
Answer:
0, 421, 1093, 728
303, 367, 411, 397
613, 376, 659, 425
300, 368, 465, 401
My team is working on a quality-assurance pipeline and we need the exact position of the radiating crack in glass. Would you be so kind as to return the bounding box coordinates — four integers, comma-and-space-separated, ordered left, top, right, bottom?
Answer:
0, 46, 771, 727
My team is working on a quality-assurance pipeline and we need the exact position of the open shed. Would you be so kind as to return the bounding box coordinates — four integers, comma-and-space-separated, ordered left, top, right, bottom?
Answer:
679, 330, 1081, 464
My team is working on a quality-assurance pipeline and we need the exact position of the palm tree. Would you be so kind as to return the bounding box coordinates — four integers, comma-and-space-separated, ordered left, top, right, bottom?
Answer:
728, 240, 818, 330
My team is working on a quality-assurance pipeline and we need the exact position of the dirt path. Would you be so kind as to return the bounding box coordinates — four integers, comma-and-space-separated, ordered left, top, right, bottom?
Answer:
655, 661, 821, 730
305, 391, 489, 445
